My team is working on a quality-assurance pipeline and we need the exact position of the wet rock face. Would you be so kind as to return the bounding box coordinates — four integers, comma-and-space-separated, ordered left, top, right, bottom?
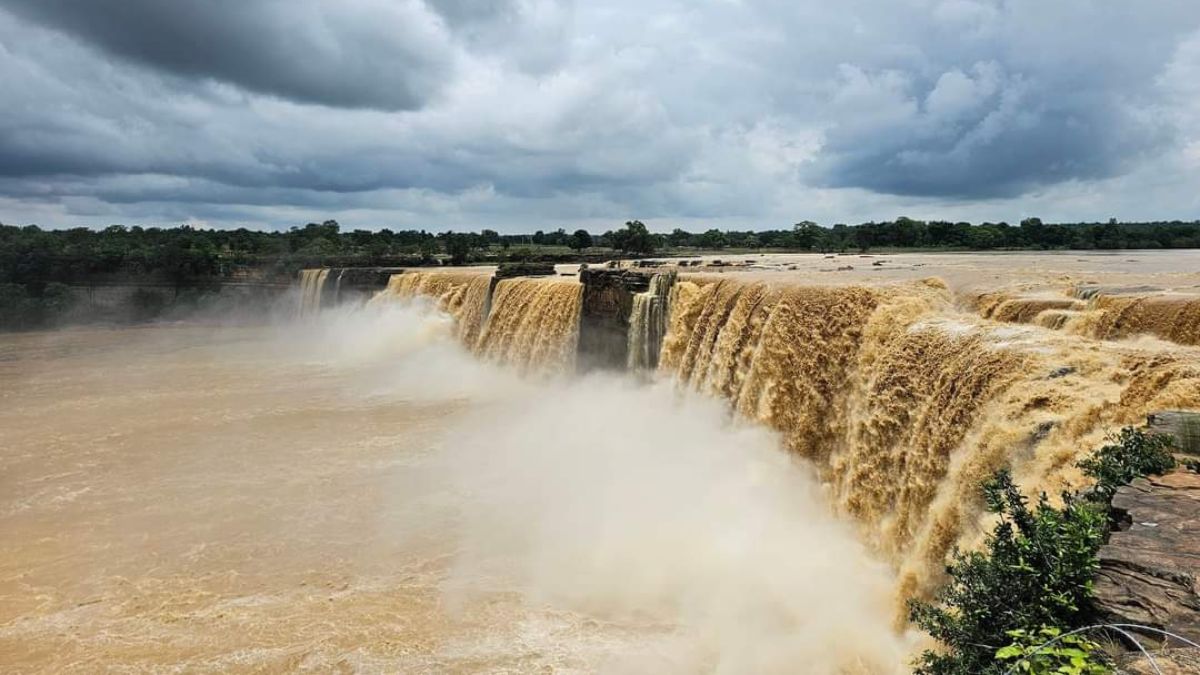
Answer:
577, 269, 653, 371
334, 267, 396, 288
1148, 411, 1200, 455
317, 267, 397, 306
1119, 648, 1200, 675
1094, 471, 1200, 646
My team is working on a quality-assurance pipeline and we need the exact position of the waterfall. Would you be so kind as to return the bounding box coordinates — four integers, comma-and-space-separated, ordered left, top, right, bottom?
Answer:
1085, 294, 1200, 345
368, 267, 1200, 603
627, 271, 676, 371
966, 289, 1200, 346
372, 271, 494, 345
298, 268, 331, 315
373, 272, 582, 373
657, 276, 1200, 600
333, 269, 346, 305
475, 278, 583, 373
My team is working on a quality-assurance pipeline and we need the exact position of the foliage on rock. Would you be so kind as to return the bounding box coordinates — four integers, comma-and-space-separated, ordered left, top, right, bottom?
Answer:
909, 427, 1174, 675
995, 627, 1111, 675
1077, 427, 1176, 502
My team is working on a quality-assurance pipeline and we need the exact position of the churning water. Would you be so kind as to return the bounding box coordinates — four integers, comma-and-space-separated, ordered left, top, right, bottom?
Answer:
0, 300, 910, 673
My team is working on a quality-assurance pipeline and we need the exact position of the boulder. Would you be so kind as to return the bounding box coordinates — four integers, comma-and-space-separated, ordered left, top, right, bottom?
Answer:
1118, 648, 1200, 674
1094, 471, 1200, 646
1147, 411, 1200, 455
577, 268, 655, 371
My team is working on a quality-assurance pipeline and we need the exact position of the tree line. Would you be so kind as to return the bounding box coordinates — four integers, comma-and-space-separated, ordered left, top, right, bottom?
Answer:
660, 217, 1200, 253
3, 217, 1199, 329
5, 216, 1200, 290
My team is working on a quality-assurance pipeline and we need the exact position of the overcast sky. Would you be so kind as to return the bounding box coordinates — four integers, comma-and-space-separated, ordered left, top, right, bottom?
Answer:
2, 1, 1199, 232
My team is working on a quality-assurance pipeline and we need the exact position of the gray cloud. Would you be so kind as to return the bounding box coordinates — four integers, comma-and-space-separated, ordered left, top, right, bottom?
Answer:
809, 62, 1172, 198
0, 0, 458, 110
753, 0, 1200, 199
0, 0, 1199, 230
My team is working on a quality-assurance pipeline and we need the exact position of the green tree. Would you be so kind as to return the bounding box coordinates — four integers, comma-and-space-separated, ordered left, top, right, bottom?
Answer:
0, 283, 32, 329
417, 236, 439, 261
696, 228, 727, 250
568, 229, 593, 251
893, 216, 927, 247
298, 237, 338, 256
1021, 217, 1047, 248
667, 228, 692, 247
1077, 427, 1175, 503
995, 627, 1110, 675
854, 224, 875, 251
444, 233, 471, 265
479, 229, 501, 245
611, 220, 656, 255
792, 221, 824, 251
968, 225, 1002, 250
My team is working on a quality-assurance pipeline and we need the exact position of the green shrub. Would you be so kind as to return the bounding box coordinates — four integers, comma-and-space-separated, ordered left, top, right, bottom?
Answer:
40, 282, 75, 319
909, 427, 1172, 675
996, 627, 1111, 674
1077, 427, 1175, 502
505, 246, 535, 262
909, 471, 1107, 675
0, 282, 76, 330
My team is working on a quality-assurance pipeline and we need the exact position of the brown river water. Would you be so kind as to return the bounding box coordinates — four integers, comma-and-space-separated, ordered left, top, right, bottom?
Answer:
1, 303, 907, 673
8, 250, 1200, 673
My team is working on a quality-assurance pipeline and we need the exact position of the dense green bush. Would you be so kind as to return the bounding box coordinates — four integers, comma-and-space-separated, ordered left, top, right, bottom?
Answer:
995, 627, 1110, 674
909, 471, 1107, 675
1077, 427, 1176, 502
909, 427, 1177, 675
0, 281, 75, 330
0, 283, 30, 328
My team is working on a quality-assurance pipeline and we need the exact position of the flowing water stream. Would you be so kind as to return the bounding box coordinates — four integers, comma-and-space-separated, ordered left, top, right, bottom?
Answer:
0, 302, 908, 673
6, 252, 1200, 673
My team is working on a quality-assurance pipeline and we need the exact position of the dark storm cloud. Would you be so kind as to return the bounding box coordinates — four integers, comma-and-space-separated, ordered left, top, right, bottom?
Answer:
794, 2, 1200, 199
809, 65, 1171, 199
1, 0, 1199, 229
0, 0, 456, 110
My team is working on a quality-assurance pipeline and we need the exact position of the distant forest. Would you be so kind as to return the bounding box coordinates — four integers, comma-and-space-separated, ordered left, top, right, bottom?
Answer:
5, 217, 1200, 286
4, 217, 1199, 329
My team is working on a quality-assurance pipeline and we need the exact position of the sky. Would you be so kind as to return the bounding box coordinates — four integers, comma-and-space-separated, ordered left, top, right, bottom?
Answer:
1, 0, 1199, 233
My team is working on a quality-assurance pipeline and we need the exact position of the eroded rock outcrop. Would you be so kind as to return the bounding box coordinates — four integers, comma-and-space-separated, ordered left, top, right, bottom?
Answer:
1119, 649, 1200, 675
577, 269, 653, 371
1148, 411, 1200, 454
1094, 470, 1200, 645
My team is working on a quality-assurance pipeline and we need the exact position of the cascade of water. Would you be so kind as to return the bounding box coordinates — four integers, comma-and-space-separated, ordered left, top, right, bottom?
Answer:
374, 271, 584, 372
333, 269, 346, 305
372, 271, 494, 345
370, 268, 1200, 603
966, 288, 1200, 346
1084, 295, 1200, 345
658, 275, 1200, 601
475, 278, 583, 373
627, 271, 676, 371
298, 268, 331, 315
